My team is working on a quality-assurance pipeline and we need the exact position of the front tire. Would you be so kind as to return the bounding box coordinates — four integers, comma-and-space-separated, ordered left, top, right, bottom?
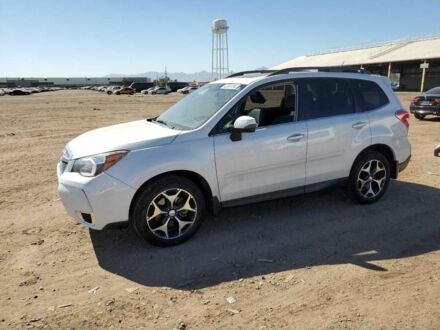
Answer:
414, 113, 425, 120
132, 175, 206, 246
348, 151, 390, 204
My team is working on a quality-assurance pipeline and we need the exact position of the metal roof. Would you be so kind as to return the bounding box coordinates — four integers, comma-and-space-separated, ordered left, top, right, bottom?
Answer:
271, 36, 440, 69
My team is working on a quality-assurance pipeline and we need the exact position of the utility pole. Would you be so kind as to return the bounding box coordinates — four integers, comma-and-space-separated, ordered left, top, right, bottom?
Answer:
420, 60, 429, 92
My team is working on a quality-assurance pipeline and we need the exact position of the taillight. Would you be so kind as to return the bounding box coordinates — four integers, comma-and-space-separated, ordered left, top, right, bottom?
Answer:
434, 98, 440, 104
395, 109, 410, 130
411, 97, 419, 105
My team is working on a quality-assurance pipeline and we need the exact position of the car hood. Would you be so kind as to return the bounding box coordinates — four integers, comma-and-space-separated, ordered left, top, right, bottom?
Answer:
66, 120, 179, 159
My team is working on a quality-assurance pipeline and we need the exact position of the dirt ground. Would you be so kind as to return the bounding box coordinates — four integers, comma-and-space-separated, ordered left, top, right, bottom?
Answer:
0, 90, 439, 329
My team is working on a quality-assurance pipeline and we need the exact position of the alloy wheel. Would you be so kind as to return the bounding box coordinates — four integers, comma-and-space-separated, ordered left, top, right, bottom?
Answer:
146, 188, 197, 239
356, 159, 387, 198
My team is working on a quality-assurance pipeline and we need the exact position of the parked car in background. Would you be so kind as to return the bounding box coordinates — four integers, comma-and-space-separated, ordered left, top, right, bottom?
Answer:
8, 88, 32, 96
141, 87, 155, 94
57, 69, 411, 246
97, 86, 108, 92
184, 86, 198, 94
149, 86, 171, 95
106, 86, 120, 95
130, 82, 154, 92
113, 87, 135, 95
391, 81, 400, 91
410, 87, 440, 119
177, 86, 198, 94
177, 86, 188, 93
168, 82, 189, 92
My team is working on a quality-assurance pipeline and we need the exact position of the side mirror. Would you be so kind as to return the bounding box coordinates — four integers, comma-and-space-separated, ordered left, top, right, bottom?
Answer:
435, 144, 440, 157
230, 116, 257, 141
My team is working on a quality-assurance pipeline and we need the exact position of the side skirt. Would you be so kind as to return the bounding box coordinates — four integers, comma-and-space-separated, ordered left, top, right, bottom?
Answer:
220, 178, 346, 209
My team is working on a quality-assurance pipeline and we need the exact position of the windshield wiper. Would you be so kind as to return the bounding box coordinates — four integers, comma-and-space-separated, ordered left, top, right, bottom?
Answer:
153, 118, 175, 129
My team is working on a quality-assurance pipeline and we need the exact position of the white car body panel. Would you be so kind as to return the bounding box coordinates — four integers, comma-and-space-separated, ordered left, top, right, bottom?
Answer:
57, 71, 411, 230
106, 135, 220, 198
214, 121, 307, 201
57, 170, 135, 229
66, 120, 178, 159
305, 112, 371, 185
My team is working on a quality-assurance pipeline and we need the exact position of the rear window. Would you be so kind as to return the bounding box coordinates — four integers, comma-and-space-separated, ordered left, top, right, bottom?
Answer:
350, 79, 389, 111
298, 78, 355, 119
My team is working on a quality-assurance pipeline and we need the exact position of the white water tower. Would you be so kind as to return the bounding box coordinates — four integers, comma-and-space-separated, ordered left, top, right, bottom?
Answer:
211, 19, 229, 80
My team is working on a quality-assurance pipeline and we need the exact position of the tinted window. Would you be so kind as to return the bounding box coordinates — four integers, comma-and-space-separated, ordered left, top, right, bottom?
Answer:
298, 78, 355, 119
243, 82, 296, 126
350, 79, 389, 111
215, 81, 296, 133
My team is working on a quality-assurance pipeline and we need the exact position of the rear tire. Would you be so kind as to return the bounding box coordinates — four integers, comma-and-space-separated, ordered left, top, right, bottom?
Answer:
132, 175, 206, 246
348, 151, 390, 204
414, 113, 425, 120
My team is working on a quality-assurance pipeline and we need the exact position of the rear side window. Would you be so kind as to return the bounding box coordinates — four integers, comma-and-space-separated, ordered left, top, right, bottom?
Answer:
298, 78, 355, 119
350, 79, 389, 111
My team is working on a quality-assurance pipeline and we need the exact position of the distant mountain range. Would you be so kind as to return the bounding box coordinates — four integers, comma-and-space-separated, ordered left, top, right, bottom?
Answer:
105, 71, 214, 82
105, 67, 269, 82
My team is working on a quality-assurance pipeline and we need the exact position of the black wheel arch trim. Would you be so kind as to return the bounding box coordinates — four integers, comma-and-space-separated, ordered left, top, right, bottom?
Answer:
351, 144, 398, 179
128, 170, 218, 222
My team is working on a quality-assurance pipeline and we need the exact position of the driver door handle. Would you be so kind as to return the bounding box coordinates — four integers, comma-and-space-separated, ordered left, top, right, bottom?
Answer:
287, 133, 305, 142
352, 121, 367, 129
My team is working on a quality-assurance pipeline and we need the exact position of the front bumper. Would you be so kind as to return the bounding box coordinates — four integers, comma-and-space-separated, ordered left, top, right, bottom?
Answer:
410, 105, 440, 116
398, 154, 411, 173
57, 163, 135, 230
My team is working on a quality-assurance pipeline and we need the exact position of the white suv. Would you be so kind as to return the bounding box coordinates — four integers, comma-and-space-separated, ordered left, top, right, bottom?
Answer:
57, 69, 411, 246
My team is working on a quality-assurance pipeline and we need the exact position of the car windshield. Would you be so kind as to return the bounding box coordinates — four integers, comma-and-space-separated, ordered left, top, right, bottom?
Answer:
156, 83, 245, 130
425, 87, 440, 95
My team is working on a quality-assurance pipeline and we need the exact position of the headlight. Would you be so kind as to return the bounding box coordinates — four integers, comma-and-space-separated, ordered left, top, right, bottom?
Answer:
71, 151, 128, 177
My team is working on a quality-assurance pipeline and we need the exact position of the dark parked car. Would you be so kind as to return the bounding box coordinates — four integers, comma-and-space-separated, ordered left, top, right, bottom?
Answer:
8, 88, 32, 96
129, 82, 154, 92
410, 87, 440, 120
168, 81, 189, 92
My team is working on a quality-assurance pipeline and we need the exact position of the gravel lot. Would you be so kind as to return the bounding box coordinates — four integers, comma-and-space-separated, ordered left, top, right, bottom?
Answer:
0, 90, 439, 329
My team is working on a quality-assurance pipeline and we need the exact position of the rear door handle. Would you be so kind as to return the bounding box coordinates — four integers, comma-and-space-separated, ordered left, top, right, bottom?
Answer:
352, 121, 367, 129
287, 133, 305, 142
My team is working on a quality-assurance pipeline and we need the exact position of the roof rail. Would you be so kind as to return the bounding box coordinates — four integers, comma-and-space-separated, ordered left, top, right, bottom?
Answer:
226, 70, 276, 78
268, 66, 370, 76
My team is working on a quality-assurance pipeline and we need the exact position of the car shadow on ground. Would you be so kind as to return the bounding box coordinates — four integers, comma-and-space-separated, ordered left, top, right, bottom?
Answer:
419, 117, 440, 122
90, 180, 440, 290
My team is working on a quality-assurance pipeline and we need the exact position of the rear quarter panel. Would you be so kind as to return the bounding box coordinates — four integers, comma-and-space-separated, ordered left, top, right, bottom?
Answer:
367, 79, 411, 163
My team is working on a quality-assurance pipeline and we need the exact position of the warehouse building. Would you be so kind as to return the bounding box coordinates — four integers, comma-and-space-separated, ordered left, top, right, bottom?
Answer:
272, 35, 440, 91
0, 77, 150, 88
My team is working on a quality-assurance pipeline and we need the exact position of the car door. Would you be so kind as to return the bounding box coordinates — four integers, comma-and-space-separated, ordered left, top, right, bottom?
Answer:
298, 78, 371, 187
213, 80, 307, 202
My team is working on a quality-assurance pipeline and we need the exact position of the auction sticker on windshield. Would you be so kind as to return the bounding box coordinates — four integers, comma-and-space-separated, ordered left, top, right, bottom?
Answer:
220, 84, 242, 90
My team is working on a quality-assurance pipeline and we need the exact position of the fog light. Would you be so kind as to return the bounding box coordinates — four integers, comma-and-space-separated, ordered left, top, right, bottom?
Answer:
81, 213, 92, 224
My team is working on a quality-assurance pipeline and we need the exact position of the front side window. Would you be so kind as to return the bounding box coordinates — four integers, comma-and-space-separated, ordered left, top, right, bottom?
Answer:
350, 79, 389, 111
156, 83, 244, 130
215, 81, 296, 133
298, 78, 355, 119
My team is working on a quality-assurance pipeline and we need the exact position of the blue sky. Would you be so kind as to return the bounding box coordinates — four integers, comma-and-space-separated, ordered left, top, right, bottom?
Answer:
1, 0, 440, 77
